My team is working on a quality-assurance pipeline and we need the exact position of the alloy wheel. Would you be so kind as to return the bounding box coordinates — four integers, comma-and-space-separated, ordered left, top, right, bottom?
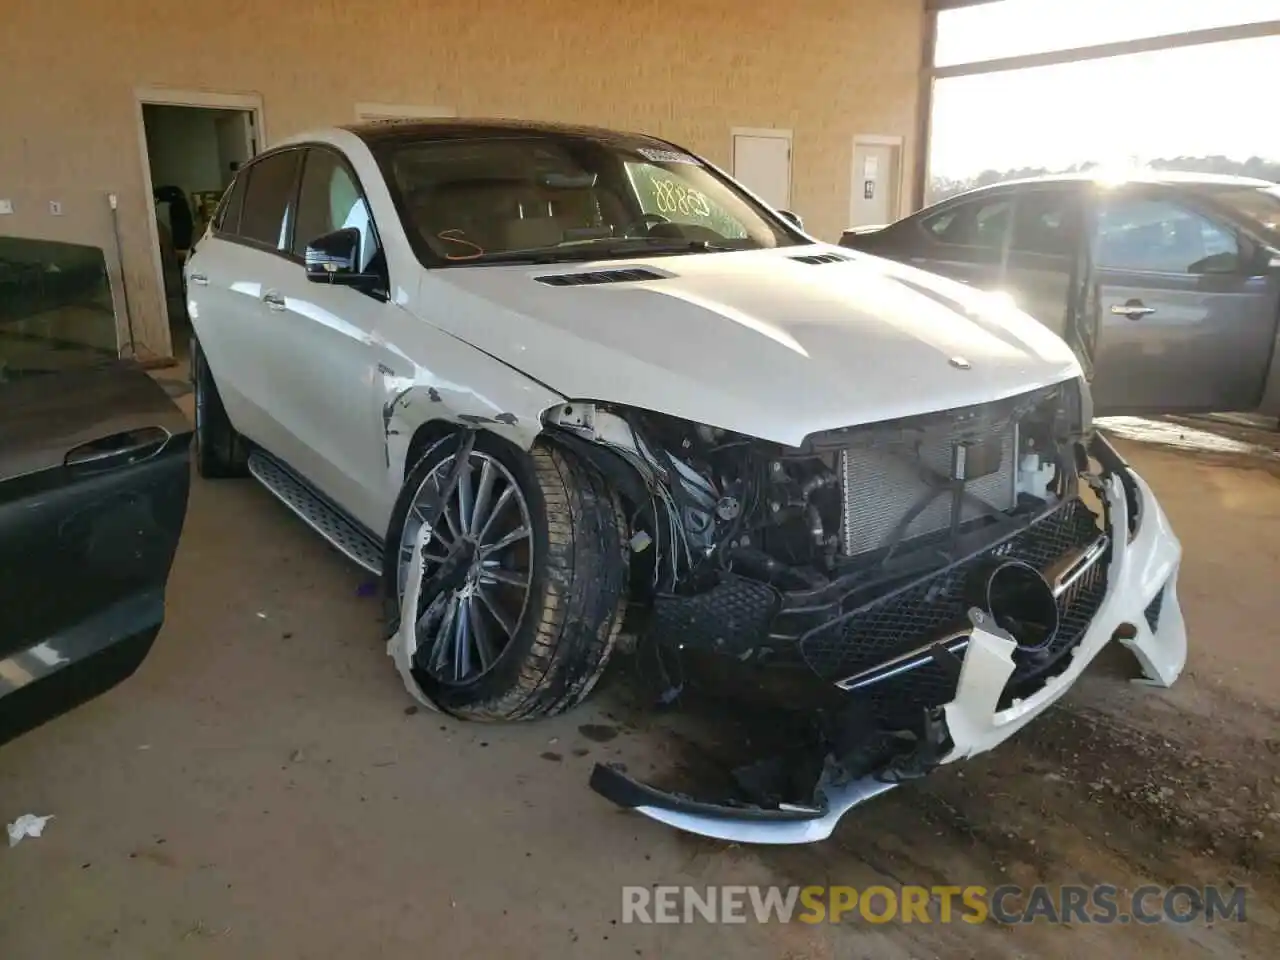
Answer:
397, 451, 535, 685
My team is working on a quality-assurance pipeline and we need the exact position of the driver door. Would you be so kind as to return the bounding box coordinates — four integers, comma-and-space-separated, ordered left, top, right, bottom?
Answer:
1087, 188, 1280, 413
0, 245, 189, 743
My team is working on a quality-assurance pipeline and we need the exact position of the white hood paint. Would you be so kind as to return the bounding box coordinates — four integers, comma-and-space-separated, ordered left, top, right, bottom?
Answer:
417, 246, 1082, 446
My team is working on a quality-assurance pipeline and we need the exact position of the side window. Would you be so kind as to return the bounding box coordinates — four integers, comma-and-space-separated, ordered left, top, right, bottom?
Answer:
0, 238, 117, 380
1010, 190, 1075, 258
1096, 197, 1240, 274
238, 151, 301, 250
923, 197, 1013, 249
971, 199, 1013, 248
291, 149, 380, 270
213, 174, 248, 236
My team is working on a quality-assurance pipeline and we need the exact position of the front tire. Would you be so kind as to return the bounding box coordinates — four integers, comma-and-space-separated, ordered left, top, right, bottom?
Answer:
191, 337, 248, 479
384, 434, 629, 721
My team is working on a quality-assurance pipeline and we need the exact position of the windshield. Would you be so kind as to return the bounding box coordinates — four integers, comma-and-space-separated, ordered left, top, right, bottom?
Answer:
374, 135, 799, 265
1209, 185, 1280, 238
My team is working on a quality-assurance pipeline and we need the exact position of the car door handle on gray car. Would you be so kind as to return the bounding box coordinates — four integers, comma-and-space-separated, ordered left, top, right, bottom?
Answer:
1110, 300, 1156, 320
262, 291, 287, 311
188, 273, 209, 286
64, 426, 171, 472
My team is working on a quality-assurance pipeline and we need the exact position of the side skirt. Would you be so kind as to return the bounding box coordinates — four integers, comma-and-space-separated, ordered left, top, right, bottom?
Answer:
247, 449, 383, 574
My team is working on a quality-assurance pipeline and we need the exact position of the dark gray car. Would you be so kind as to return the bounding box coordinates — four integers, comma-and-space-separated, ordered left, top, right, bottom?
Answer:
841, 173, 1280, 415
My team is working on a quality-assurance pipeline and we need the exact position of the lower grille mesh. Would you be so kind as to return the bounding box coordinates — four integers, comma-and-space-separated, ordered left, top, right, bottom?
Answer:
801, 498, 1109, 729
1144, 587, 1165, 633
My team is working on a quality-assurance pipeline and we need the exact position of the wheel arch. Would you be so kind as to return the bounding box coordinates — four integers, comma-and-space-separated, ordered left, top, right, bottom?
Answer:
381, 367, 562, 487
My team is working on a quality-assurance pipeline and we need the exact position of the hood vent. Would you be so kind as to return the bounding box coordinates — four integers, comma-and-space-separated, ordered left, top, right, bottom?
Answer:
536, 267, 665, 287
790, 252, 853, 265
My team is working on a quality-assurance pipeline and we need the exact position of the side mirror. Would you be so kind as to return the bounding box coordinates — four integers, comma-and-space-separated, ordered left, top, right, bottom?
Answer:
305, 228, 379, 288
777, 209, 804, 230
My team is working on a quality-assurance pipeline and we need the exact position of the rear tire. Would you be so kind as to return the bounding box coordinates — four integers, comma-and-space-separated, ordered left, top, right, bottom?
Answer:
384, 434, 629, 721
191, 337, 248, 479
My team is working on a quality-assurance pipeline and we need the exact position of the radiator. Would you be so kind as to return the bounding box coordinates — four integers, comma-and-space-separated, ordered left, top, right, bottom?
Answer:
840, 423, 1017, 557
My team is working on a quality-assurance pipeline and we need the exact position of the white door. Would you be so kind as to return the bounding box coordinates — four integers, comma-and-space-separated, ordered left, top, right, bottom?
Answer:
187, 148, 305, 467
732, 132, 792, 211
849, 141, 899, 229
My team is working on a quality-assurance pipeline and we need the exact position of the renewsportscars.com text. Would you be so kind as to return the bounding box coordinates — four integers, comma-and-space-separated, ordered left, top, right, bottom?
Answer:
621, 884, 1248, 926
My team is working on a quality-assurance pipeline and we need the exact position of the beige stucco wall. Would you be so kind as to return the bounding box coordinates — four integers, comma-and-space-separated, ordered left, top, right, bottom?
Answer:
0, 0, 925, 361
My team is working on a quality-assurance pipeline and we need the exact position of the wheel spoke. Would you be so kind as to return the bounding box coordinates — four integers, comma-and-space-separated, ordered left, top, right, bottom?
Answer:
468, 596, 499, 670
428, 595, 459, 675
431, 474, 464, 541
480, 526, 530, 558
480, 567, 530, 590
477, 585, 516, 636
469, 460, 496, 536
456, 458, 475, 532
475, 486, 514, 544
414, 591, 445, 630
453, 598, 472, 682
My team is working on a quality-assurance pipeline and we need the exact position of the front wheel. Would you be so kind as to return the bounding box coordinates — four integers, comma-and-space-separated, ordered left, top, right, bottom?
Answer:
383, 434, 629, 721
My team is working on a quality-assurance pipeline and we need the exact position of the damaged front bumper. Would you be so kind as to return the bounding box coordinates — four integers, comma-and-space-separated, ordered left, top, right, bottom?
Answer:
593, 447, 1186, 844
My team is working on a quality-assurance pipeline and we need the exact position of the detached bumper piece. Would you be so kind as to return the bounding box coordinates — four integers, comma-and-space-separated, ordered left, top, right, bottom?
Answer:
590, 759, 899, 845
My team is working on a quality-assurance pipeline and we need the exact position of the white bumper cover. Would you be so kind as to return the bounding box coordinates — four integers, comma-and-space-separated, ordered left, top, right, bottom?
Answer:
624, 466, 1186, 844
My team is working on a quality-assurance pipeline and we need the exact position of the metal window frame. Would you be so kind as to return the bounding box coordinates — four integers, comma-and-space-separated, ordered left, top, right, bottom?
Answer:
913, 10, 1280, 212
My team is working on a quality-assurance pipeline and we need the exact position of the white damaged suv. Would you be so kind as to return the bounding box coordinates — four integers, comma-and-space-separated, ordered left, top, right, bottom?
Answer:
185, 120, 1186, 842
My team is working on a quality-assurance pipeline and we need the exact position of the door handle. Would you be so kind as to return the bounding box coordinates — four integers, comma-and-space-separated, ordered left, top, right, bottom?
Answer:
64, 426, 170, 471
1110, 300, 1156, 320
262, 291, 287, 310
188, 273, 209, 286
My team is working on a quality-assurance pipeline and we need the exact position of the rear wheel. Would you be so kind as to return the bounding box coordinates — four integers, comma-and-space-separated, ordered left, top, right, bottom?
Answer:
191, 338, 248, 479
384, 434, 628, 721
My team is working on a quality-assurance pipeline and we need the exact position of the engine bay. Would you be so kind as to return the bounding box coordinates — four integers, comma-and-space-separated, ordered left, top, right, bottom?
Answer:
543, 379, 1089, 604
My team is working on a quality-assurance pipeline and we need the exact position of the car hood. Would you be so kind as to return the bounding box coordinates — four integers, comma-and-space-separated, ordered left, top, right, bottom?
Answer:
417, 246, 1083, 446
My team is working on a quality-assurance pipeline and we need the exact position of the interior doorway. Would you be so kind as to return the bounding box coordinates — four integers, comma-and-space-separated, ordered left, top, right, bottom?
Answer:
136, 93, 261, 362
849, 136, 903, 229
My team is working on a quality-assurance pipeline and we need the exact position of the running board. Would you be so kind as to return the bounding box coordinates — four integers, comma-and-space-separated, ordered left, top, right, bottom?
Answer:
247, 450, 383, 575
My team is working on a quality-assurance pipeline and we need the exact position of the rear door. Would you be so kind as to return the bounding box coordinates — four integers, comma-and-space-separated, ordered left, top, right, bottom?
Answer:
1087, 187, 1280, 413
186, 148, 304, 464
0, 241, 190, 743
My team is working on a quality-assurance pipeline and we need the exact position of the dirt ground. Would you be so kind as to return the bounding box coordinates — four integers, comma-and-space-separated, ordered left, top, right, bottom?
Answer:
2, 413, 1280, 959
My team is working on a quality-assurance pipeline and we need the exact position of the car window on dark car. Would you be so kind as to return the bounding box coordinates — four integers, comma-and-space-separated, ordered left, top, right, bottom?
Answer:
0, 238, 118, 382
238, 151, 301, 250
1096, 197, 1240, 275
1208, 184, 1280, 239
291, 149, 380, 271
1010, 190, 1075, 257
924, 197, 1012, 249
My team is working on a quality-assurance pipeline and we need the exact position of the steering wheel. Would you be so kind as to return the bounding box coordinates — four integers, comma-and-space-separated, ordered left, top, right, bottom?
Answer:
620, 212, 671, 237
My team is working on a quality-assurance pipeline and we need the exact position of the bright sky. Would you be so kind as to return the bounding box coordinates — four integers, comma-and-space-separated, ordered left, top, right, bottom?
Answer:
931, 0, 1280, 179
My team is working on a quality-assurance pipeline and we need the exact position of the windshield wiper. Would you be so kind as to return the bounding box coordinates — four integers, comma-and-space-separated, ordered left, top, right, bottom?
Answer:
459, 237, 735, 266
